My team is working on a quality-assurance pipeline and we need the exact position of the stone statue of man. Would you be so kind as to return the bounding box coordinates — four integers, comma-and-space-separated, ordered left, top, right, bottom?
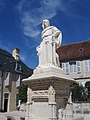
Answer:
58, 108, 63, 120
37, 19, 62, 68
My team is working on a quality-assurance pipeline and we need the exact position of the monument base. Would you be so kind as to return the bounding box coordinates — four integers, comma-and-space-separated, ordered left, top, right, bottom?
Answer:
23, 65, 75, 83
34, 65, 64, 75
23, 66, 75, 120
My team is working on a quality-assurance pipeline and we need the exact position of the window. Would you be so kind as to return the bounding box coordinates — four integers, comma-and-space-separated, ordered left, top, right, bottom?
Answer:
62, 61, 81, 74
16, 75, 21, 87
70, 61, 76, 73
65, 63, 70, 74
62, 62, 70, 74
83, 110, 89, 114
4, 72, 10, 86
84, 60, 90, 72
15, 61, 22, 72
76, 110, 82, 114
76, 61, 80, 73
4, 93, 9, 99
16, 55, 19, 61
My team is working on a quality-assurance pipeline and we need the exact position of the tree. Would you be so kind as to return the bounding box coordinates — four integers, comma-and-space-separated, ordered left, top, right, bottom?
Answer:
18, 84, 27, 103
85, 82, 90, 101
71, 83, 87, 102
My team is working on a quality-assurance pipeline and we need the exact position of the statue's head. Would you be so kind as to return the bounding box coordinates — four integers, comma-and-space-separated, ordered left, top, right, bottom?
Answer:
42, 19, 50, 29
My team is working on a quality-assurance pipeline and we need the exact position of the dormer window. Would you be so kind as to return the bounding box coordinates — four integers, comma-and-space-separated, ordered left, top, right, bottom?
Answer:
15, 61, 22, 73
16, 55, 19, 61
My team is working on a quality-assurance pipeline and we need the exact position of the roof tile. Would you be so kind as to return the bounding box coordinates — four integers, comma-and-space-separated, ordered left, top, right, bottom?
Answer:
57, 40, 90, 61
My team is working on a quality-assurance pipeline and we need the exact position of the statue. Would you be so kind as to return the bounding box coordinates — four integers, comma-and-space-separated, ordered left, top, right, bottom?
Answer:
37, 19, 62, 68
58, 107, 67, 120
68, 92, 73, 104
48, 85, 55, 102
58, 109, 63, 120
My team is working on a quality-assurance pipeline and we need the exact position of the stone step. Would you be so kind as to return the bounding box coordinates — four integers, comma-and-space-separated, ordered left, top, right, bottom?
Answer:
0, 111, 25, 120
74, 117, 84, 120
0, 113, 6, 120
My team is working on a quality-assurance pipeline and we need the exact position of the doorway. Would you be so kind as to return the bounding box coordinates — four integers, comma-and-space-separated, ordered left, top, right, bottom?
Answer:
3, 93, 9, 112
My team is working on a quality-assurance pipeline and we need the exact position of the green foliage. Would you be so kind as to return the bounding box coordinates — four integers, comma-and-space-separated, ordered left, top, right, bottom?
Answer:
71, 83, 88, 102
18, 84, 27, 103
85, 82, 90, 101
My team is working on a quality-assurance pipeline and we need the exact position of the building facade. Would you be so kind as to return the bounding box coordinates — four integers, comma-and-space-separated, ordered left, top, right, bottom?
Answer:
57, 40, 90, 86
0, 48, 33, 112
57, 40, 90, 120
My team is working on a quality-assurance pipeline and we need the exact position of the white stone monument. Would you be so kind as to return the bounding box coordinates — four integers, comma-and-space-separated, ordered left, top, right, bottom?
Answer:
23, 19, 75, 120
36, 19, 62, 68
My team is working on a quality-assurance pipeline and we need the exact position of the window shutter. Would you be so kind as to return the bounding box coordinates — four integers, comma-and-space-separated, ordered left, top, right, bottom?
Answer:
76, 61, 81, 73
62, 62, 70, 74
65, 62, 70, 74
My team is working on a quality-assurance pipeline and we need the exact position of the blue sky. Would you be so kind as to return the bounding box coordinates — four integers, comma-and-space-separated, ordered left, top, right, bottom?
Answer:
0, 0, 90, 69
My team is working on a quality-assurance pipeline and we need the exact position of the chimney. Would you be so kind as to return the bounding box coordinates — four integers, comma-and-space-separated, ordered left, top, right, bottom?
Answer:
12, 48, 20, 61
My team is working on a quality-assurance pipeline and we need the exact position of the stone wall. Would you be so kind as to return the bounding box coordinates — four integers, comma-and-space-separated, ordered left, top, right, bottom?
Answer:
73, 103, 90, 120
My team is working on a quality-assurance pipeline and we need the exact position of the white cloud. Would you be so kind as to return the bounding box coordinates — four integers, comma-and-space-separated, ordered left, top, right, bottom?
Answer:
17, 0, 61, 38
17, 0, 88, 42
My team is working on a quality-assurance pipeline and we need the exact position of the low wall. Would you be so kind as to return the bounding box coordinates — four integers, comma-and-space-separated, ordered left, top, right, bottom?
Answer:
73, 103, 90, 120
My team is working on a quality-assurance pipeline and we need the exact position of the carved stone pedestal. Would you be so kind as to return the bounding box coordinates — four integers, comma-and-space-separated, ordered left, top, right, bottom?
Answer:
23, 66, 75, 120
